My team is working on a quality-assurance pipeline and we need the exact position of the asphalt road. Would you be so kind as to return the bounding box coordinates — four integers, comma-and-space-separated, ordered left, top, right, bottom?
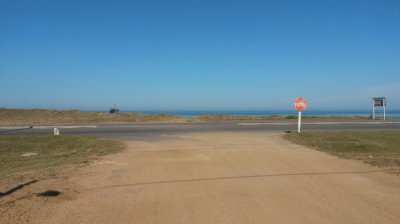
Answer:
1, 121, 400, 140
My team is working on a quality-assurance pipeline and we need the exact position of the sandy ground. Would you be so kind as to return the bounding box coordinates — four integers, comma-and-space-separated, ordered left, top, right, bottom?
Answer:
1, 132, 400, 223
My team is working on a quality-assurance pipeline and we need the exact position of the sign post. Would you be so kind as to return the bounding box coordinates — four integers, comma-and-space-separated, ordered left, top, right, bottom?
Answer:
298, 111, 302, 133
294, 98, 308, 133
372, 97, 386, 120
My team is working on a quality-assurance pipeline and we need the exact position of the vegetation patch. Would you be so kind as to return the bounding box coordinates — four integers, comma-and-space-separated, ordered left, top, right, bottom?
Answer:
0, 108, 370, 126
0, 108, 186, 126
0, 135, 124, 178
284, 131, 400, 172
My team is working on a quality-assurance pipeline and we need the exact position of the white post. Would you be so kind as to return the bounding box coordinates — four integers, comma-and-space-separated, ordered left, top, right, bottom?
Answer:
298, 111, 302, 133
372, 99, 375, 120
383, 99, 386, 120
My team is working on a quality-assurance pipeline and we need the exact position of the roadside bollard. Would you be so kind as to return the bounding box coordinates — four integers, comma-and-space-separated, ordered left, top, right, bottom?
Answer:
54, 128, 60, 136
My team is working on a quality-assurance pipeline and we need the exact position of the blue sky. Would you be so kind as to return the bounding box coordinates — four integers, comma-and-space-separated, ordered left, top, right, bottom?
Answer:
1, 0, 399, 111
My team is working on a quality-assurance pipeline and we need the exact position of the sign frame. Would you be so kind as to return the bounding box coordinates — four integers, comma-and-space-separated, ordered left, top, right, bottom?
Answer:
372, 97, 386, 120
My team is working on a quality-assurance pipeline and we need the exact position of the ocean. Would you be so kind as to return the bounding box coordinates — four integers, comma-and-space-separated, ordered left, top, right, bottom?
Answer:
115, 110, 400, 119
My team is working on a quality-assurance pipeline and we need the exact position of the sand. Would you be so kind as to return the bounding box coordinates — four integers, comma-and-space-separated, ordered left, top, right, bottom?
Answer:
1, 132, 400, 223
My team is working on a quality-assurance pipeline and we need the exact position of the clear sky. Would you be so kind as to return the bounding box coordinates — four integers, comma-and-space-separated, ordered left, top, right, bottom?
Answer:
1, 0, 399, 111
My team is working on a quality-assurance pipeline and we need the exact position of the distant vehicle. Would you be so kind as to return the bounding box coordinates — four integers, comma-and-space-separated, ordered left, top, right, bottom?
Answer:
109, 105, 119, 115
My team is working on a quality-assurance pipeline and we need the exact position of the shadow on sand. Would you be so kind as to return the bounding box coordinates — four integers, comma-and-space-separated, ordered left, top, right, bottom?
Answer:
0, 180, 37, 198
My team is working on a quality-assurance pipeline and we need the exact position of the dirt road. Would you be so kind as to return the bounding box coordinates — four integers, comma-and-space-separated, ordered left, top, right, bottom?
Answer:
2, 132, 400, 223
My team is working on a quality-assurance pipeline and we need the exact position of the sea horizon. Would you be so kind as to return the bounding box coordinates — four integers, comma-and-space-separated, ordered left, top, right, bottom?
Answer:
88, 109, 400, 119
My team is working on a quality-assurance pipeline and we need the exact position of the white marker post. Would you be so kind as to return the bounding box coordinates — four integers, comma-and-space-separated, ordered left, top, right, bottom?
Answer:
294, 98, 308, 133
372, 99, 375, 120
383, 98, 386, 120
298, 111, 302, 133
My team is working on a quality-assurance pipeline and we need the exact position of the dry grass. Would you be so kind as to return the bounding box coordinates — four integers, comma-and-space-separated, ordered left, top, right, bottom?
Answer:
0, 108, 370, 126
0, 135, 124, 178
0, 108, 186, 126
284, 131, 400, 172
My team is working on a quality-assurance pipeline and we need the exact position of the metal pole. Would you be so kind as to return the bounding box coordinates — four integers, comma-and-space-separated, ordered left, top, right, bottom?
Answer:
298, 111, 302, 133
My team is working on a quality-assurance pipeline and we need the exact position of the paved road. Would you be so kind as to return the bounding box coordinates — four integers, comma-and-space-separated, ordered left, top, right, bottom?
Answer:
1, 121, 400, 140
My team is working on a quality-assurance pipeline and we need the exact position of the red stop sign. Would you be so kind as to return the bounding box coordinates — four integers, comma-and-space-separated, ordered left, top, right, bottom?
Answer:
294, 98, 308, 112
